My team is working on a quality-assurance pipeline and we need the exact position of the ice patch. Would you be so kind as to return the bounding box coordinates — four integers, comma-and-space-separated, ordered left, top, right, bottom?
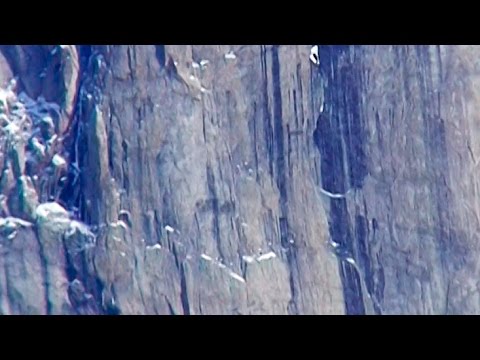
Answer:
200, 60, 209, 67
242, 255, 255, 264
147, 244, 162, 250
228, 271, 245, 283
329, 239, 341, 248
345, 257, 356, 265
165, 225, 175, 233
310, 45, 320, 65
319, 188, 349, 199
201, 254, 213, 262
224, 51, 237, 60
192, 62, 200, 69
257, 252, 276, 262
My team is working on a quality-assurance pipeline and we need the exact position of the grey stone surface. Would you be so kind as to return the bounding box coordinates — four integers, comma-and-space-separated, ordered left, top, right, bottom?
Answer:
315, 45, 480, 314
75, 45, 342, 314
2, 45, 478, 315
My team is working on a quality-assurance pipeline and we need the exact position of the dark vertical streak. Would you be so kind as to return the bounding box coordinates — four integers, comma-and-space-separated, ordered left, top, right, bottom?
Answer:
34, 229, 51, 315
271, 46, 299, 314
261, 45, 274, 178
206, 164, 224, 261
313, 45, 366, 314
179, 264, 190, 315
155, 45, 166, 68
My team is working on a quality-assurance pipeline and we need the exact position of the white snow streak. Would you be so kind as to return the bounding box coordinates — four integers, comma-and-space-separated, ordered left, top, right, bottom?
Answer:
257, 252, 277, 262
201, 254, 213, 262
165, 225, 175, 233
224, 51, 237, 60
228, 271, 246, 283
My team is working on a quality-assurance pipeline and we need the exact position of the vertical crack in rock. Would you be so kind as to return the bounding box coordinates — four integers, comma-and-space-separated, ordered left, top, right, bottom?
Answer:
416, 45, 453, 312
261, 45, 275, 178
35, 229, 51, 314
179, 263, 190, 315
155, 46, 166, 68
271, 46, 298, 314
313, 45, 366, 314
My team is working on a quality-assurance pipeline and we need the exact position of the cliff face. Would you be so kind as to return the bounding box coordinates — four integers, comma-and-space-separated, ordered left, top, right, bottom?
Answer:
319, 45, 480, 315
76, 45, 343, 315
0, 45, 478, 315
0, 45, 343, 315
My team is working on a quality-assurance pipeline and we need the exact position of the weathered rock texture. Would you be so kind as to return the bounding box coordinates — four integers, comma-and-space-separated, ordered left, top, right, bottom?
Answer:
0, 45, 343, 315
1, 45, 479, 315
76, 45, 343, 315
315, 45, 480, 315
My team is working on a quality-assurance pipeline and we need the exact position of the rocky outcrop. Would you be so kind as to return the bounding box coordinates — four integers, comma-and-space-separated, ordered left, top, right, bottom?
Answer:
0, 50, 97, 314
2, 45, 480, 315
